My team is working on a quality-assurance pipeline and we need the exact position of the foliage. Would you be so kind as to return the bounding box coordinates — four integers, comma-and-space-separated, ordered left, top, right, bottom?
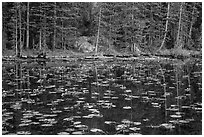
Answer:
2, 2, 202, 56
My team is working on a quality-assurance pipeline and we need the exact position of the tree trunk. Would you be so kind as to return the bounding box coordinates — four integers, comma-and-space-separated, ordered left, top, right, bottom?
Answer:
95, 7, 101, 54
26, 2, 29, 50
41, 3, 46, 52
131, 2, 134, 52
157, 2, 170, 52
176, 3, 183, 49
22, 29, 25, 49
53, 2, 56, 50
188, 3, 195, 48
18, 3, 22, 57
62, 20, 65, 50
42, 17, 46, 52
32, 37, 34, 50
109, 6, 112, 50
39, 29, 42, 50
15, 4, 18, 57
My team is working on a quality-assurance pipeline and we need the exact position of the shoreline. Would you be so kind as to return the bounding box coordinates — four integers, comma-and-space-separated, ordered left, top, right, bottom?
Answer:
2, 49, 202, 62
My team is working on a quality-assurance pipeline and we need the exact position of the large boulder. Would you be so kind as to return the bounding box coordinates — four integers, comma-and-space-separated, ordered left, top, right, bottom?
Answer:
74, 36, 95, 53
79, 41, 95, 53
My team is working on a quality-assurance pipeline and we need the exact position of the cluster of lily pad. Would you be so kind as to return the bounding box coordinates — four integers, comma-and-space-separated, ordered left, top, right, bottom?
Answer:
2, 59, 202, 135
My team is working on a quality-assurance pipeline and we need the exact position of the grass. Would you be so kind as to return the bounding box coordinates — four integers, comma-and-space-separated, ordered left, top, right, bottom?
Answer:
158, 48, 201, 58
2, 46, 201, 60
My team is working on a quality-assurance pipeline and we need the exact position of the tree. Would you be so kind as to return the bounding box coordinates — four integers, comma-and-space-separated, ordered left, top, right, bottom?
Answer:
95, 5, 101, 54
17, 2, 22, 57
26, 2, 29, 49
176, 2, 183, 49
157, 2, 170, 52
2, 2, 202, 55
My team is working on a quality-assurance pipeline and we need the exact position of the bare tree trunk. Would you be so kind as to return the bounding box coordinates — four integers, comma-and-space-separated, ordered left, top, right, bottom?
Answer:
42, 3, 46, 52
109, 7, 111, 50
157, 3, 170, 52
53, 2, 56, 51
189, 7, 194, 37
131, 2, 134, 52
42, 17, 46, 52
61, 20, 63, 50
32, 37, 34, 50
17, 3, 22, 57
95, 7, 101, 54
39, 29, 42, 50
26, 2, 29, 50
176, 3, 183, 49
15, 4, 18, 57
22, 29, 25, 49
39, 3, 42, 51
150, 5, 153, 49
188, 3, 195, 47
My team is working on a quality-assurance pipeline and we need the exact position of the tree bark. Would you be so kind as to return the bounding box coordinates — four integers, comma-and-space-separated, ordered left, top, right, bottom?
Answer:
157, 3, 170, 52
189, 6, 194, 38
26, 2, 29, 50
131, 2, 134, 52
61, 19, 65, 50
39, 29, 42, 50
17, 3, 22, 57
188, 3, 195, 47
15, 4, 18, 57
42, 17, 46, 52
53, 2, 56, 50
176, 3, 183, 49
41, 3, 46, 52
95, 7, 101, 54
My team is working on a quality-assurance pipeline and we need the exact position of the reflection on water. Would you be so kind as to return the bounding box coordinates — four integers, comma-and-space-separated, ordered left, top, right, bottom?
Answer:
2, 59, 202, 135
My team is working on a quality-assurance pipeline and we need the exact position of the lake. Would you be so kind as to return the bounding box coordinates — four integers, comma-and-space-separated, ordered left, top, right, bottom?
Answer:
2, 58, 202, 135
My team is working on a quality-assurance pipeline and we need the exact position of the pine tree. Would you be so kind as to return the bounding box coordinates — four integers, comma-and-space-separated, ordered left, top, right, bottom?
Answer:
26, 2, 29, 49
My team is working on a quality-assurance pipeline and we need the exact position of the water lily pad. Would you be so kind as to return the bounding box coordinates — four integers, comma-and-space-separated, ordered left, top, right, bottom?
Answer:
166, 108, 179, 111
57, 132, 70, 135
64, 117, 74, 121
41, 123, 54, 127
160, 123, 175, 129
104, 121, 116, 125
129, 133, 142, 135
73, 121, 81, 125
17, 131, 31, 135
111, 97, 119, 99
82, 115, 93, 119
71, 131, 84, 135
45, 85, 56, 89
133, 122, 141, 126
122, 119, 132, 124
65, 128, 75, 132
178, 120, 190, 124
125, 97, 132, 101
75, 124, 88, 130
116, 124, 127, 130
170, 114, 182, 118
89, 108, 100, 113
19, 123, 29, 127
123, 106, 131, 109
90, 128, 104, 133
103, 96, 111, 99
129, 127, 140, 131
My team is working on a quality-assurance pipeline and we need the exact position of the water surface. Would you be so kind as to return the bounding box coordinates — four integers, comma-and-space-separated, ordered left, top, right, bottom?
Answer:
2, 59, 202, 135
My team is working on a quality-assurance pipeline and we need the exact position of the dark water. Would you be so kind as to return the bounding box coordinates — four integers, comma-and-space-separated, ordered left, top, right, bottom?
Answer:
2, 59, 202, 135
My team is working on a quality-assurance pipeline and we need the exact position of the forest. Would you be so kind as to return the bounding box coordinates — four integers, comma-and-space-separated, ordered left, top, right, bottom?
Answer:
2, 2, 202, 58
2, 2, 203, 135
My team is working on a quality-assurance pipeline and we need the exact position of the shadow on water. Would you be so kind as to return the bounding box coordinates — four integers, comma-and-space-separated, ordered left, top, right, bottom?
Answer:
2, 59, 202, 135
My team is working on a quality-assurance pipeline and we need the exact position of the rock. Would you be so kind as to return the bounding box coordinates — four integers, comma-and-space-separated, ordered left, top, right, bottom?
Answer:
79, 41, 95, 53
74, 36, 95, 53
